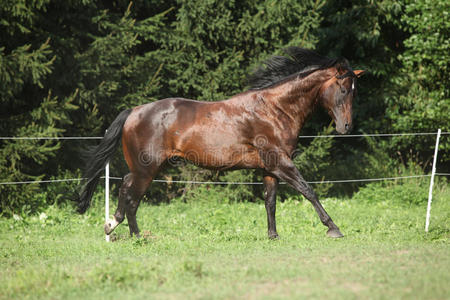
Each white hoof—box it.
[104,217,119,235]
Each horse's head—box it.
[319,63,365,134]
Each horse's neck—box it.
[263,70,329,132]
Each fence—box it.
[1,130,448,240]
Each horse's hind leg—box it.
[104,173,133,235]
[104,172,152,237]
[125,174,153,237]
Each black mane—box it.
[248,47,343,90]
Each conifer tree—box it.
[0,1,76,215]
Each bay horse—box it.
[76,47,365,239]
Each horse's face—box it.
[320,68,365,134]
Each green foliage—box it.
[180,170,258,205]
[76,3,170,126]
[0,0,77,215]
[218,170,259,202]
[0,79,77,216]
[0,40,53,100]
[353,158,448,206]
[159,0,325,100]
[354,179,427,206]
[385,0,449,162]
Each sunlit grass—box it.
[0,183,448,299]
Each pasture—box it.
[1,183,449,300]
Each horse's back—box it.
[127,97,223,135]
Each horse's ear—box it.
[354,70,366,78]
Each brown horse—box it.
[76,47,365,239]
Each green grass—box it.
[1,184,449,299]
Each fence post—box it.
[425,128,441,232]
[105,130,110,242]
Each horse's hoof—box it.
[268,233,280,240]
[104,222,113,235]
[327,228,344,238]
[104,218,119,235]
[130,231,141,239]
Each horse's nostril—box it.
[345,123,350,130]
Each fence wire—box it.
[0,137,103,140]
[0,131,449,140]
[2,174,449,186]
[0,131,448,186]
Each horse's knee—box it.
[113,211,125,223]
[129,199,139,210]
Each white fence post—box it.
[105,130,110,242]
[425,129,441,232]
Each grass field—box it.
[1,183,449,299]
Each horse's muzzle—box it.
[336,122,353,134]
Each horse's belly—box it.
[180,145,263,170]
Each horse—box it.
[76,47,365,239]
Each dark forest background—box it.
[1,0,448,215]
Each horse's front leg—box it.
[268,154,343,238]
[263,174,279,239]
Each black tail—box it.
[77,109,132,214]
